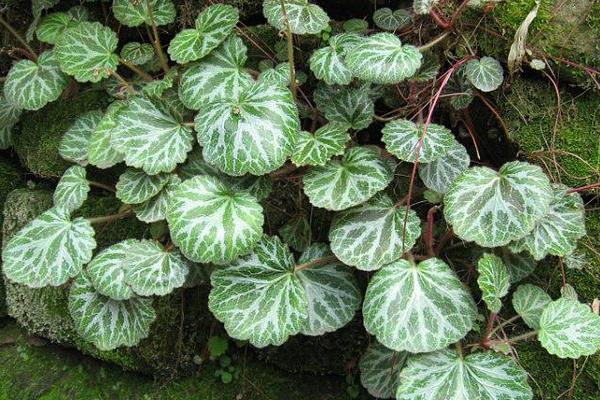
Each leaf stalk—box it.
[0,15,38,62]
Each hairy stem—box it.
[88,180,116,193]
[294,255,338,272]
[490,330,537,346]
[278,0,297,100]
[118,58,154,81]
[145,0,170,73]
[425,206,439,256]
[0,15,38,62]
[480,312,497,348]
[87,209,133,225]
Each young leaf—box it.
[53,165,90,213]
[86,240,137,301]
[303,146,394,211]
[329,193,421,271]
[59,110,103,165]
[538,298,600,359]
[36,12,79,44]
[55,21,119,83]
[112,0,176,27]
[359,342,406,399]
[69,272,156,351]
[167,4,239,64]
[444,161,552,247]
[363,258,477,353]
[314,85,374,130]
[291,124,350,166]
[382,119,456,163]
[279,215,311,252]
[194,80,300,176]
[373,8,411,31]
[477,253,510,313]
[345,33,422,84]
[2,207,96,287]
[3,50,69,111]
[343,18,369,33]
[120,42,155,65]
[142,66,178,97]
[418,141,470,193]
[511,284,552,330]
[263,0,330,35]
[166,175,264,264]
[88,101,126,169]
[116,168,170,205]
[257,62,291,86]
[396,349,533,399]
[134,174,181,223]
[464,56,504,92]
[413,0,439,14]
[0,95,21,149]
[308,33,361,85]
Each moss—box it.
[491,0,553,32]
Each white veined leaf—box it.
[278,215,311,252]
[444,161,552,247]
[413,0,439,14]
[329,193,421,271]
[112,94,194,175]
[564,250,586,270]
[67,5,89,21]
[343,18,368,33]
[112,0,176,27]
[3,50,69,111]
[303,146,395,211]
[53,165,90,213]
[345,33,422,84]
[363,258,477,353]
[418,141,470,193]
[120,42,155,65]
[477,253,510,313]
[512,284,551,330]
[194,79,300,176]
[308,33,362,85]
[68,272,156,351]
[561,283,578,301]
[295,243,360,336]
[178,35,253,110]
[412,53,441,82]
[88,101,126,169]
[166,175,264,264]
[539,298,600,359]
[314,85,374,130]
[359,342,407,399]
[134,174,181,223]
[464,56,504,92]
[59,110,103,165]
[291,124,350,166]
[498,248,536,283]
[124,239,190,296]
[373,8,411,31]
[2,207,96,287]
[510,184,586,260]
[116,168,170,205]
[36,12,79,44]
[55,21,119,83]
[167,4,239,64]
[86,240,137,301]
[208,235,308,347]
[396,349,533,399]
[0,94,22,149]
[257,62,291,86]
[382,119,456,163]
[263,0,330,35]
[142,66,178,97]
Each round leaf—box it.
[359,342,406,399]
[418,141,470,193]
[133,174,181,223]
[116,168,170,205]
[36,12,79,44]
[120,42,155,65]
[382,119,456,163]
[263,0,330,35]
[112,0,176,27]
[86,240,137,301]
[308,33,361,85]
[512,284,551,330]
[53,165,90,213]
[477,253,510,313]
[59,110,103,165]
[87,101,126,169]
[372,8,411,31]
[464,56,504,92]
[314,85,374,130]
[291,124,350,166]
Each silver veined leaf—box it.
[303,146,394,211]
[177,150,221,179]
[291,124,350,166]
[88,101,127,169]
[359,342,407,399]
[564,250,586,270]
[194,79,300,176]
[308,33,362,85]
[418,141,470,193]
[3,50,69,111]
[539,298,600,359]
[512,284,551,330]
[133,174,181,223]
[258,62,291,86]
[142,66,178,97]
[167,4,239,64]
[477,253,510,313]
[55,21,119,83]
[166,175,264,264]
[116,168,170,205]
[561,283,578,301]
[263,0,330,35]
[67,5,89,21]
[329,193,421,271]
[345,33,422,84]
[68,272,156,351]
[314,85,374,130]
[59,110,103,165]
[120,42,155,65]
[363,258,477,353]
[2,207,96,287]
[178,35,253,110]
[0,95,21,149]
[382,119,456,163]
[464,56,504,92]
[112,0,176,27]
[86,240,137,301]
[444,161,552,247]
[373,8,411,31]
[278,215,311,252]
[53,165,90,213]
[413,0,439,14]
[36,12,79,44]
[412,52,441,82]
[396,349,533,399]
[343,18,368,33]
[498,248,536,283]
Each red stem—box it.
[425,206,439,257]
[430,8,451,29]
[480,312,497,349]
[567,182,600,193]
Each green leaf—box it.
[561,283,578,301]
[142,67,178,97]
[36,12,79,44]
[363,258,477,353]
[3,50,69,111]
[86,240,137,300]
[314,85,374,130]
[329,193,421,271]
[396,349,533,399]
[68,272,156,351]
[343,19,369,33]
[257,62,291,86]
[208,235,308,347]
[512,284,552,330]
[412,53,441,82]
[373,8,411,31]
[167,4,239,64]
[53,165,90,213]
[178,35,253,110]
[359,342,406,399]
[382,119,456,163]
[278,215,311,252]
[116,168,170,204]
[120,42,155,65]
[88,101,126,169]
[263,0,330,35]
[291,124,350,166]
[303,146,394,211]
[418,141,470,193]
[564,250,587,270]
[499,248,536,283]
[444,161,552,247]
[477,253,510,313]
[194,79,300,176]
[539,298,600,359]
[56,21,119,83]
[0,95,23,149]
[413,0,438,14]
[133,175,181,223]
[67,5,89,21]
[308,33,361,85]
[464,56,504,92]
[345,33,422,84]
[59,110,103,165]
[2,207,96,287]
[166,175,264,264]
[112,0,176,27]
[208,336,229,358]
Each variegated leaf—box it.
[464,56,504,92]
[142,67,178,97]
[133,175,181,223]
[477,253,510,313]
[258,62,291,86]
[36,12,79,44]
[116,168,170,204]
[0,95,22,149]
[512,284,551,330]
[263,0,330,35]
[291,124,350,166]
[564,250,586,270]
[498,248,536,283]
[308,33,362,85]
[59,110,103,165]
[382,119,456,163]
[413,0,438,14]
[373,8,411,31]
[120,42,155,65]
[86,239,137,300]
[343,18,368,33]
[88,101,126,169]
[278,215,311,252]
[112,0,176,27]
[418,141,470,193]
[359,342,406,399]
[67,5,89,21]
[314,85,374,130]
[53,165,90,213]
